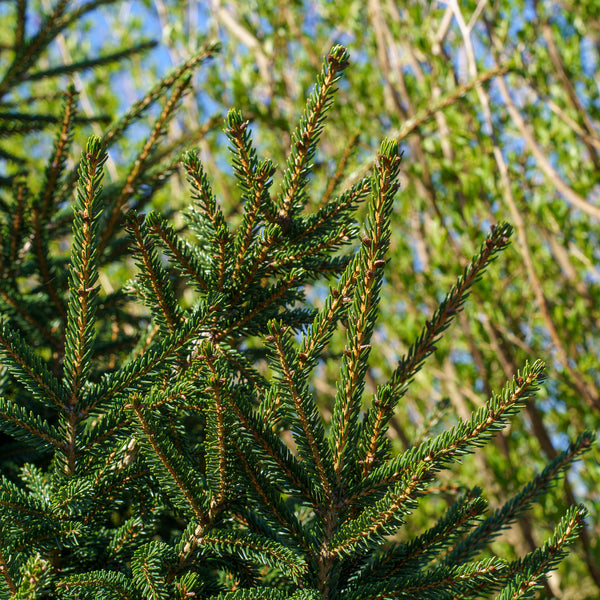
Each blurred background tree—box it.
[2,1,599,597]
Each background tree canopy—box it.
[1,1,599,598]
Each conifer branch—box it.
[0,286,59,350]
[0,0,69,99]
[185,530,308,585]
[497,505,586,600]
[26,41,157,81]
[0,396,62,449]
[63,137,106,408]
[213,342,268,394]
[127,213,183,334]
[53,42,220,208]
[207,591,313,599]
[0,546,16,594]
[217,377,317,503]
[277,45,350,222]
[267,231,351,274]
[224,111,278,279]
[225,108,260,200]
[106,515,145,560]
[203,345,231,515]
[131,541,174,600]
[31,203,66,319]
[0,320,65,408]
[183,151,230,291]
[329,463,426,559]
[0,37,589,598]
[31,85,78,319]
[319,133,361,209]
[215,271,304,342]
[86,435,139,488]
[99,75,192,256]
[87,299,217,410]
[232,158,276,287]
[354,361,545,504]
[132,397,208,523]
[259,250,360,424]
[359,222,513,475]
[267,321,333,499]
[99,42,220,153]
[58,135,106,469]
[442,431,594,567]
[351,559,506,599]
[2,179,28,280]
[357,494,488,583]
[295,261,361,372]
[14,0,26,49]
[0,471,54,526]
[183,150,227,229]
[285,186,383,388]
[331,140,401,481]
[0,111,109,130]
[290,177,370,246]
[232,445,313,553]
[228,225,281,298]
[57,571,138,599]
[145,211,209,292]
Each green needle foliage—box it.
[0,42,593,600]
[0,0,220,416]
[0,0,149,186]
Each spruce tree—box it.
[136,6,600,595]
[0,32,592,600]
